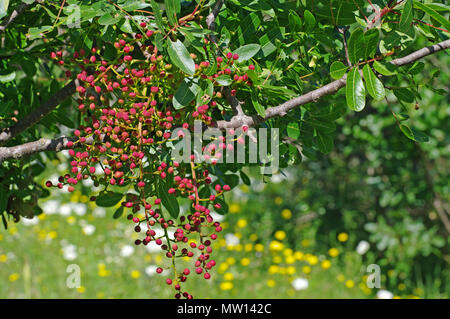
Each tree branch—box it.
[0,3,29,33]
[0,134,102,164]
[216,39,450,129]
[0,79,79,144]
[0,39,449,161]
[205,0,224,32]
[0,136,74,163]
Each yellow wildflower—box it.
[306,255,318,265]
[281,208,292,219]
[224,272,234,281]
[220,282,233,290]
[286,266,296,275]
[229,203,241,214]
[345,280,355,288]
[337,232,349,242]
[267,279,276,287]
[272,256,282,264]
[240,258,250,266]
[294,251,304,261]
[236,219,247,228]
[218,262,229,273]
[274,230,286,240]
[321,260,331,270]
[48,231,58,239]
[268,265,279,274]
[67,216,76,225]
[328,248,339,257]
[269,240,284,252]
[131,270,141,279]
[255,243,264,252]
[9,273,20,282]
[285,255,296,264]
[77,286,86,293]
[302,266,311,274]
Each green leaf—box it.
[252,93,265,117]
[0,71,15,83]
[159,181,180,219]
[120,19,133,33]
[303,10,316,32]
[151,0,165,33]
[240,171,251,186]
[288,10,302,32]
[165,0,178,26]
[28,26,53,40]
[167,39,195,75]
[113,206,124,219]
[399,0,414,32]
[214,197,229,215]
[223,174,240,189]
[96,192,123,207]
[173,78,199,110]
[315,0,359,25]
[119,1,151,11]
[315,130,333,154]
[287,122,300,139]
[196,79,214,105]
[363,29,379,59]
[98,12,120,26]
[408,62,424,75]
[0,0,9,20]
[393,88,414,103]
[215,75,232,86]
[362,64,385,101]
[330,61,347,80]
[373,61,396,76]
[414,1,450,31]
[234,44,261,63]
[309,118,336,133]
[346,68,366,112]
[348,28,365,64]
[400,125,429,142]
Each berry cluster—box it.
[46,22,256,298]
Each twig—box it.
[0,3,29,33]
[0,79,80,144]
[205,0,224,43]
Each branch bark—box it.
[0,136,75,163]
[0,134,102,164]
[0,79,79,144]
[205,0,224,32]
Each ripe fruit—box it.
[48,21,258,299]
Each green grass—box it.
[0,199,397,299]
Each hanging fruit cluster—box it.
[46,20,257,298]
